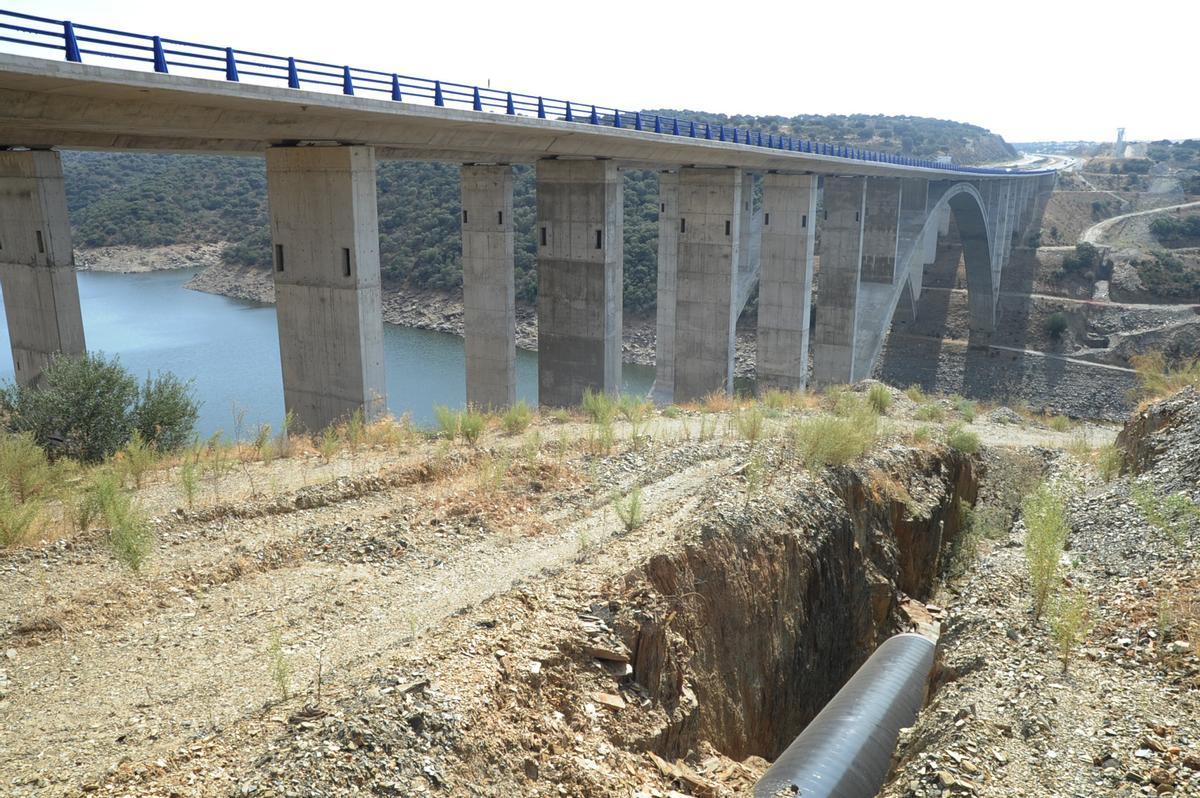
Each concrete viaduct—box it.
[0,13,1056,430]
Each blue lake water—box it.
[0,269,654,439]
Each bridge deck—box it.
[0,53,1029,177]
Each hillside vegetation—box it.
[63,111,1014,313]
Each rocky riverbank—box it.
[185,261,761,375]
[75,243,225,273]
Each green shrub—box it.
[0,353,197,463]
[788,412,879,469]
[1097,444,1122,482]
[0,432,54,501]
[1131,484,1200,547]
[946,424,981,454]
[134,372,199,452]
[904,385,927,403]
[613,485,644,532]
[459,409,486,445]
[915,403,945,422]
[1048,588,1091,673]
[119,429,158,489]
[1047,415,1073,432]
[433,405,460,439]
[1130,353,1200,401]
[501,401,534,435]
[1022,483,1069,619]
[0,485,41,547]
[867,384,892,415]
[1045,312,1069,339]
[952,395,977,422]
[734,406,765,445]
[582,389,618,424]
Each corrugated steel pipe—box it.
[753,632,936,798]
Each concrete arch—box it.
[926,182,995,334]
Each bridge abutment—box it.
[671,166,742,402]
[535,158,623,407]
[0,149,86,387]
[461,164,516,409]
[266,145,386,432]
[756,173,817,392]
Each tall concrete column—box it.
[0,150,85,386]
[860,179,901,284]
[938,202,952,236]
[652,171,679,404]
[812,176,866,386]
[461,164,515,409]
[266,145,386,431]
[535,158,623,407]
[673,167,741,401]
[756,173,817,392]
[896,178,928,272]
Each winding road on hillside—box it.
[1080,199,1200,246]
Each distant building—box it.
[935,155,953,166]
[1124,142,1148,159]
[1112,127,1126,158]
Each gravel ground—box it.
[882,389,1200,798]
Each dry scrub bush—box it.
[946,424,981,454]
[915,403,945,422]
[734,406,766,445]
[1022,483,1070,620]
[867,384,892,415]
[1131,484,1200,548]
[501,401,534,435]
[1049,588,1091,673]
[787,410,879,469]
[1131,352,1200,402]
[582,389,618,424]
[613,485,644,532]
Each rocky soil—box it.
[0,385,1118,797]
[881,388,1200,798]
[75,243,226,273]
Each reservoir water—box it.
[0,269,655,439]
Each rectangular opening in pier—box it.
[275,244,284,272]
[342,248,351,277]
[35,230,44,254]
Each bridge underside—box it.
[0,53,1057,425]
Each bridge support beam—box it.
[672,166,742,402]
[896,179,928,272]
[812,176,866,386]
[461,164,515,409]
[0,150,86,387]
[266,145,386,431]
[535,158,622,407]
[651,171,678,404]
[756,173,816,392]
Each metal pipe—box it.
[753,633,936,798]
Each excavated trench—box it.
[609,447,978,766]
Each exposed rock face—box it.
[1116,386,1200,493]
[615,449,978,762]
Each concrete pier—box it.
[756,173,817,391]
[812,176,866,386]
[0,149,85,386]
[672,166,742,402]
[535,158,623,407]
[461,164,515,409]
[652,171,679,404]
[266,145,386,431]
[860,179,902,284]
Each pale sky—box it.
[4,0,1195,144]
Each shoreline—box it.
[181,259,762,374]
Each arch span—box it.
[926,182,996,334]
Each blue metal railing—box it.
[0,9,1052,177]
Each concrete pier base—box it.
[673,166,741,402]
[651,171,679,404]
[535,159,623,407]
[756,173,817,392]
[812,176,866,386]
[266,145,386,431]
[0,150,85,386]
[461,164,515,409]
